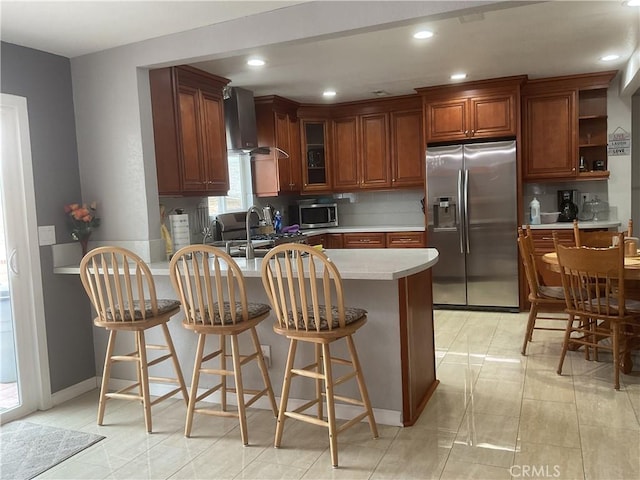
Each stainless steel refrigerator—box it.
[426,140,519,309]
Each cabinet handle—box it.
[572,167,576,172]
[464,130,469,135]
[471,129,475,136]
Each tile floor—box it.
[7,309,640,479]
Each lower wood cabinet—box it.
[343,232,386,248]
[310,231,425,249]
[386,231,426,248]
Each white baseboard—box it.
[50,377,98,406]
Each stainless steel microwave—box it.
[294,203,338,229]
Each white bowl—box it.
[540,212,560,224]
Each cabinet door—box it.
[201,90,229,194]
[360,113,391,188]
[470,93,516,139]
[523,91,577,179]
[387,231,425,248]
[301,120,331,192]
[274,112,293,191]
[178,85,208,193]
[425,98,468,143]
[306,234,325,246]
[325,233,344,249]
[390,109,424,187]
[287,116,302,190]
[343,232,386,248]
[332,116,360,190]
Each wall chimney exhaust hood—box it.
[223,86,289,158]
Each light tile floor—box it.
[6,310,640,479]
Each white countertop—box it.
[55,248,439,281]
[525,221,620,230]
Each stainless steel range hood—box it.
[224,86,258,153]
[223,86,289,158]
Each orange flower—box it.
[64,201,100,242]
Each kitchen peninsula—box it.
[55,248,439,427]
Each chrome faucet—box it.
[245,205,263,259]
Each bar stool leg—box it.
[98,330,117,426]
[185,333,206,437]
[249,327,278,416]
[315,343,323,420]
[161,323,189,404]
[231,335,249,445]
[322,343,338,468]
[275,339,297,448]
[137,330,152,433]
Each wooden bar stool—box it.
[169,245,277,445]
[261,243,378,468]
[79,246,188,433]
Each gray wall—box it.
[1,42,96,393]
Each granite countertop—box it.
[525,220,620,230]
[54,248,439,281]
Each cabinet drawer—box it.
[386,231,425,248]
[529,229,575,252]
[343,232,386,248]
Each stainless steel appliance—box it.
[215,211,307,257]
[426,141,519,309]
[290,202,338,229]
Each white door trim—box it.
[0,93,52,423]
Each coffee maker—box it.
[557,189,579,222]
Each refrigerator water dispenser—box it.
[433,197,457,229]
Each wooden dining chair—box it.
[261,243,378,468]
[573,218,632,248]
[79,246,188,432]
[554,233,640,389]
[518,227,567,355]
[169,245,277,444]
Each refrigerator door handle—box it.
[457,169,464,254]
[464,169,470,254]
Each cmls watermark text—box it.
[510,465,561,478]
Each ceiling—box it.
[1,1,639,103]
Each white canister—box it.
[529,197,541,225]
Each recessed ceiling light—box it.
[247,58,265,67]
[600,54,620,62]
[413,30,434,39]
[451,73,467,80]
[323,90,336,97]
[624,0,640,6]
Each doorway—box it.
[0,93,51,423]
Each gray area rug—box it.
[0,420,105,479]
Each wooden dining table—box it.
[542,249,640,373]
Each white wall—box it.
[70,1,480,262]
[607,75,633,225]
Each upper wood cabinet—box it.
[416,76,524,144]
[253,96,302,196]
[300,117,332,193]
[522,90,577,179]
[331,113,392,190]
[522,71,616,181]
[149,66,230,196]
[390,109,424,187]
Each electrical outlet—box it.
[260,345,271,368]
